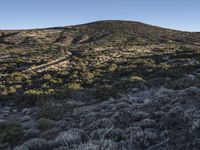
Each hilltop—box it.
[1,20,200,149]
[1,20,200,49]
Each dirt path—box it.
[23,57,69,73]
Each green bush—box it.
[36,118,55,131]
[24,89,44,95]
[8,86,17,94]
[0,120,23,146]
[66,82,81,91]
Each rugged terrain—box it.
[1,20,200,149]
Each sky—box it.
[0,0,199,31]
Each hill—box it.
[1,20,200,149]
[1,20,200,48]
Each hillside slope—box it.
[1,20,200,49]
[1,20,200,104]
[1,21,200,149]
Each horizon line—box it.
[0,19,199,33]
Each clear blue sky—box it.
[0,0,199,31]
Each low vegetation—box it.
[1,20,200,149]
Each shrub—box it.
[66,83,81,91]
[87,118,114,131]
[95,85,117,100]
[24,89,44,95]
[166,77,197,90]
[129,75,144,82]
[42,74,52,81]
[76,140,118,150]
[47,88,55,94]
[52,146,69,150]
[191,119,200,133]
[1,90,8,96]
[0,120,24,146]
[9,72,29,84]
[37,103,73,120]
[15,84,22,90]
[90,128,125,142]
[0,84,6,90]
[21,90,46,105]
[83,72,94,82]
[55,129,88,147]
[109,63,118,72]
[21,138,49,150]
[8,86,17,94]
[36,118,55,131]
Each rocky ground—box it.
[1,86,200,150]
